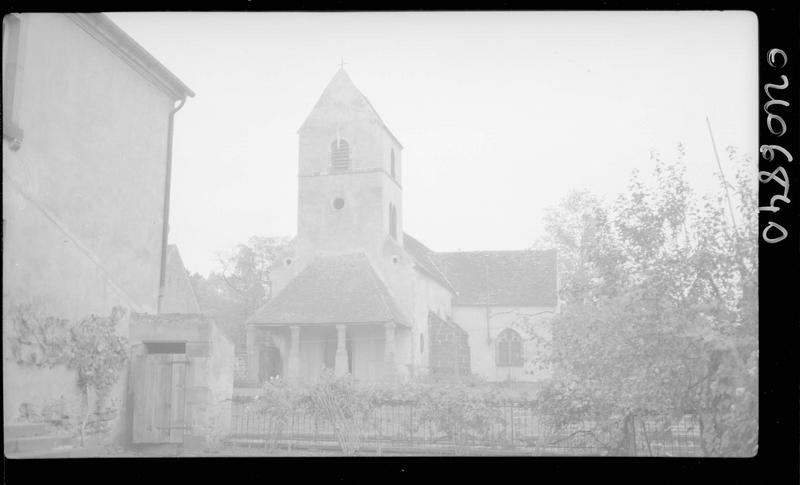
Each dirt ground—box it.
[95,443,346,457]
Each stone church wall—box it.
[453,305,555,382]
[427,313,470,377]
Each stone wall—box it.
[428,312,471,377]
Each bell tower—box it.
[294,68,404,260]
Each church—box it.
[245,68,558,384]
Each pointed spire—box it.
[297,67,403,148]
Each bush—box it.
[414,383,505,444]
[69,308,128,444]
[300,371,376,455]
[247,372,541,453]
[248,378,301,448]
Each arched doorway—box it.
[259,345,283,382]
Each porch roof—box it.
[246,253,410,327]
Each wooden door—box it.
[132,353,187,444]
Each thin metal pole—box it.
[705,115,739,236]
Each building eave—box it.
[67,13,195,101]
[412,262,457,295]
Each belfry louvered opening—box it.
[331,139,351,171]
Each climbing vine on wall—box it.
[70,307,129,442]
[69,307,129,399]
[6,304,73,368]
[6,305,129,384]
[5,304,129,437]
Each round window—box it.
[333,197,345,210]
[285,258,292,266]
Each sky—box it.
[106,11,758,276]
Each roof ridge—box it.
[403,232,434,253]
[403,235,457,293]
[419,252,458,293]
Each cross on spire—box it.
[339,57,347,70]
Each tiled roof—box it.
[246,253,410,327]
[402,233,456,293]
[428,249,557,307]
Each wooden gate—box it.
[132,353,187,443]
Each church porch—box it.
[246,322,404,384]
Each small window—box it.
[496,329,523,367]
[331,139,350,171]
[392,256,399,265]
[285,258,293,266]
[333,197,345,210]
[389,204,397,239]
[390,149,396,179]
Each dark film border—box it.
[1,3,798,484]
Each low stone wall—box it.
[428,312,471,376]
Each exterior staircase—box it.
[4,423,104,458]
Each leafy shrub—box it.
[70,308,128,399]
[300,370,377,455]
[69,307,129,443]
[415,383,506,444]
[248,377,301,448]
[246,372,541,453]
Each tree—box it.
[190,236,289,349]
[532,147,757,456]
[532,189,627,304]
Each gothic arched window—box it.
[389,204,397,239]
[496,328,523,367]
[390,149,396,179]
[331,139,350,171]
